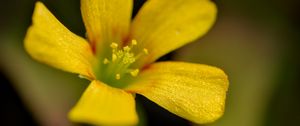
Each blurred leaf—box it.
[0,36,88,126]
[174,15,281,126]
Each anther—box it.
[123,46,131,52]
[130,69,139,77]
[105,40,146,81]
[112,54,117,62]
[110,42,118,49]
[131,39,137,45]
[143,48,149,55]
[103,58,110,64]
[115,74,121,80]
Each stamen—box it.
[115,74,121,80]
[103,58,110,64]
[103,40,146,82]
[131,39,137,45]
[130,69,139,77]
[112,54,117,62]
[123,46,131,52]
[122,53,135,64]
[143,48,149,55]
[110,42,118,49]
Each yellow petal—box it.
[81,0,132,56]
[69,80,138,125]
[24,2,95,78]
[130,0,217,67]
[126,62,228,124]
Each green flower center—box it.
[96,40,148,88]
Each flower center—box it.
[98,40,148,88]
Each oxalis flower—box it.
[24,0,229,125]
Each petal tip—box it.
[128,62,229,124]
[34,1,46,15]
[68,81,138,125]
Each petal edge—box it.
[130,0,217,67]
[24,2,95,78]
[81,0,133,56]
[126,62,228,124]
[69,80,138,125]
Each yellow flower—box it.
[24,0,229,125]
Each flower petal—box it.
[130,0,217,67]
[126,62,228,124]
[69,80,138,125]
[81,0,132,56]
[24,2,95,78]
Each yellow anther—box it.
[122,52,135,64]
[123,46,131,52]
[105,41,147,81]
[103,58,110,64]
[115,74,121,80]
[110,42,118,49]
[131,39,137,45]
[130,69,139,77]
[143,48,149,55]
[112,54,117,62]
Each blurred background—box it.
[0,0,299,126]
